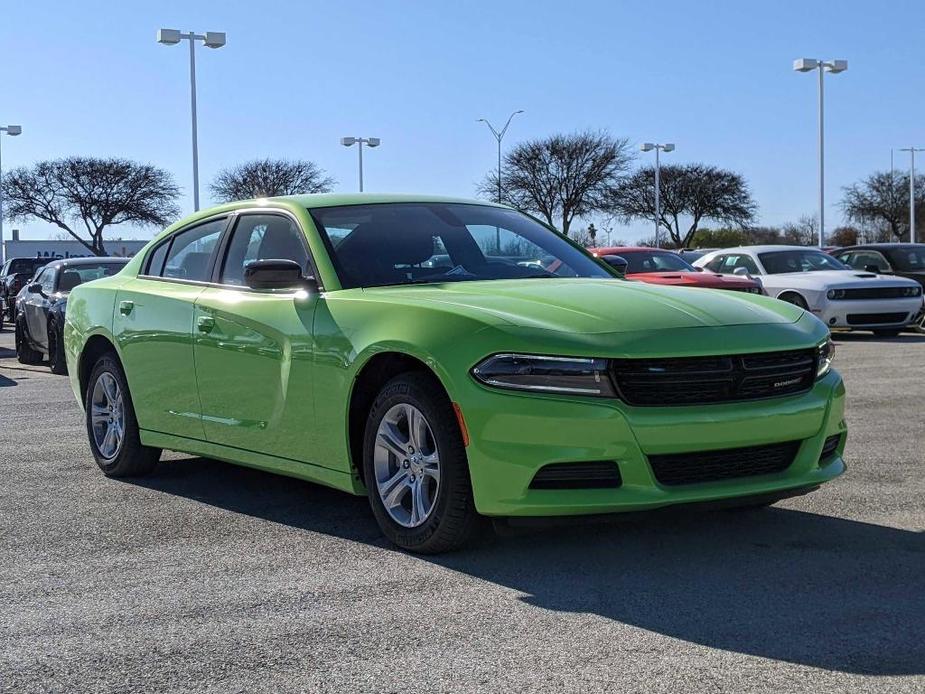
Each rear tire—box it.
[85,353,160,477]
[15,316,43,364]
[363,372,483,553]
[47,319,68,375]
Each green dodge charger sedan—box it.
[64,194,847,552]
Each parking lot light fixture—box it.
[0,124,23,265]
[341,137,381,192]
[793,57,848,248]
[157,28,227,212]
[640,142,675,248]
[478,110,524,204]
[899,147,924,243]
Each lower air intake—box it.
[648,441,801,486]
[530,461,623,490]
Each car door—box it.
[24,267,56,348]
[114,216,229,440]
[192,211,320,461]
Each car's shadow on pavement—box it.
[832,332,925,343]
[131,456,924,677]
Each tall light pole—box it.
[340,137,381,192]
[793,58,848,248]
[158,28,226,212]
[478,110,524,203]
[640,142,674,248]
[899,147,924,243]
[0,124,23,265]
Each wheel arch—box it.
[776,290,808,307]
[78,334,121,402]
[346,351,452,485]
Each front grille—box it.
[648,441,800,486]
[846,312,908,325]
[819,434,842,464]
[529,461,623,489]
[609,349,816,407]
[837,287,915,300]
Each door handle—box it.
[197,315,215,333]
[119,300,134,316]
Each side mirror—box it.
[600,254,628,276]
[694,266,704,272]
[733,267,751,276]
[27,282,43,294]
[244,259,317,292]
[863,264,880,274]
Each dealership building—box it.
[2,238,148,261]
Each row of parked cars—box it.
[591,243,925,336]
[3,242,924,379]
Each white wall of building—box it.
[2,239,148,260]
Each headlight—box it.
[902,286,922,297]
[471,354,616,397]
[816,338,835,379]
[826,288,846,300]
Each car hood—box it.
[759,270,921,289]
[360,278,801,334]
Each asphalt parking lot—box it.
[1,326,923,694]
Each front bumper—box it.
[811,297,923,329]
[460,370,847,517]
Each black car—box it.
[832,244,925,330]
[15,257,129,374]
[0,257,50,326]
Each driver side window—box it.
[220,214,312,286]
[704,255,726,272]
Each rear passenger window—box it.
[158,218,227,282]
[145,241,170,276]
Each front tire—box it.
[778,292,808,310]
[47,319,67,374]
[15,317,43,364]
[363,372,483,553]
[85,353,160,477]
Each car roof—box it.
[260,193,507,210]
[837,243,925,250]
[705,245,828,254]
[591,246,672,254]
[41,257,131,269]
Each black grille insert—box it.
[846,312,908,325]
[648,441,800,486]
[837,287,916,300]
[530,462,623,490]
[609,349,816,407]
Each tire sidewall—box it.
[48,320,66,374]
[85,354,141,475]
[363,374,470,551]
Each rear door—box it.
[114,216,228,440]
[192,211,320,460]
[24,267,56,348]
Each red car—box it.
[590,246,763,294]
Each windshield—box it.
[886,247,925,272]
[5,258,47,275]
[619,251,695,273]
[309,203,612,289]
[758,250,849,274]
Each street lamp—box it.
[899,147,924,243]
[340,137,381,192]
[640,142,675,248]
[478,110,524,203]
[158,28,226,212]
[793,57,848,248]
[0,124,23,265]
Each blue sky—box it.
[2,0,923,243]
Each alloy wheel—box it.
[373,403,441,528]
[90,372,125,460]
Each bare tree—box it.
[477,131,633,235]
[828,225,860,247]
[1,157,180,255]
[780,215,819,246]
[610,164,757,248]
[210,158,335,202]
[841,171,925,241]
